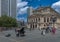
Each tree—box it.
[0,15,18,27]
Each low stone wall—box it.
[0,27,17,32]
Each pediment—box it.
[33,7,60,17]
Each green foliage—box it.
[0,15,18,27]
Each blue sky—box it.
[17,0,60,22]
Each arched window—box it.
[35,24,37,28]
[38,18,40,21]
[30,24,32,28]
[33,25,34,28]
[36,18,37,22]
[44,17,46,22]
[47,18,49,22]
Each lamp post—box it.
[51,15,57,27]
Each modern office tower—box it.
[0,0,1,17]
[0,0,17,18]
[27,7,33,16]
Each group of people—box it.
[15,27,25,37]
[15,25,56,37]
[41,26,56,35]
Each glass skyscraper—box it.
[0,0,17,18]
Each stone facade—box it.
[27,7,60,29]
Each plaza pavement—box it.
[0,29,60,42]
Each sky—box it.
[17,0,60,22]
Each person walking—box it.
[20,27,25,36]
[41,28,46,36]
[52,26,56,34]
[16,28,20,37]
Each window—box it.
[31,19,33,22]
[47,18,49,22]
[38,18,40,21]
[34,18,35,22]
[36,18,37,22]
[33,25,34,28]
[44,17,46,22]
[30,24,32,28]
[43,10,47,12]
[35,24,37,28]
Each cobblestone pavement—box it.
[0,29,60,42]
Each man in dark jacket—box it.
[20,27,25,36]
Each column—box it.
[37,18,38,23]
[49,17,50,22]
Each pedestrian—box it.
[43,28,46,35]
[29,28,32,31]
[52,26,56,34]
[38,27,41,30]
[20,27,25,36]
[16,28,20,37]
[41,28,46,36]
[15,28,17,33]
[45,26,49,33]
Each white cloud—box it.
[17,17,24,20]
[17,0,29,21]
[17,0,28,14]
[17,2,28,8]
[16,17,27,22]
[51,1,60,13]
[18,6,29,14]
